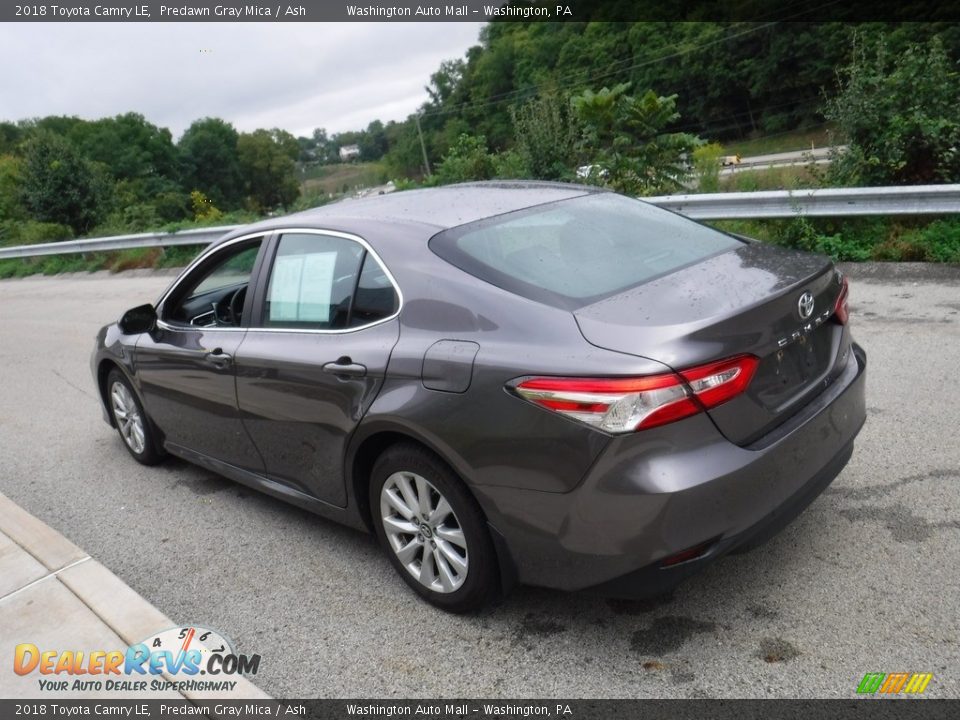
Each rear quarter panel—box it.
[357,246,676,494]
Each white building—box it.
[339,144,361,162]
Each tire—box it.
[106,369,165,466]
[370,443,500,612]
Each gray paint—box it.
[421,340,480,393]
[91,181,867,596]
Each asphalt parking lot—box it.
[0,264,958,698]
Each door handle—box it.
[205,348,233,369]
[322,359,367,378]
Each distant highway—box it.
[720,145,846,175]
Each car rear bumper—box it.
[588,436,854,598]
[477,342,867,595]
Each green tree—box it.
[18,132,109,233]
[571,83,701,195]
[299,127,339,164]
[0,154,25,221]
[383,119,426,178]
[433,134,497,184]
[178,118,243,208]
[71,113,177,186]
[825,35,960,185]
[237,129,300,211]
[432,134,530,184]
[270,128,300,162]
[510,91,579,180]
[427,59,467,107]
[359,119,388,161]
[0,122,23,156]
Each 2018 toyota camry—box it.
[91,182,867,612]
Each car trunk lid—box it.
[573,243,849,445]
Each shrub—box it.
[825,35,960,186]
[693,143,723,193]
[510,91,579,181]
[433,134,498,185]
[2,220,74,246]
[190,190,223,222]
[571,83,701,195]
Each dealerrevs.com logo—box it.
[14,626,260,693]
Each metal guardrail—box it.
[645,184,960,220]
[0,225,238,260]
[2,185,959,260]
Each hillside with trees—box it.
[373,20,959,178]
[2,18,959,273]
[0,114,301,248]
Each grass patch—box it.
[711,215,960,263]
[719,165,820,192]
[157,245,205,268]
[299,161,388,196]
[0,212,249,279]
[0,253,108,279]
[0,244,206,279]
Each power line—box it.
[671,100,828,134]
[419,21,780,120]
[417,0,846,122]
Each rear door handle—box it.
[322,360,367,378]
[205,348,233,369]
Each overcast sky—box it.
[0,23,484,139]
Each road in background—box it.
[720,146,843,175]
[0,265,957,698]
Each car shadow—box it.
[152,449,830,654]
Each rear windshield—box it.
[429,193,741,308]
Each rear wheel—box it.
[371,443,499,612]
[106,369,165,466]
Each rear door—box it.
[234,230,401,507]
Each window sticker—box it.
[268,251,337,323]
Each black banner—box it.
[3,0,960,23]
[1,700,958,719]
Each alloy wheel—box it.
[379,471,469,593]
[110,381,146,455]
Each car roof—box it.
[217,181,603,245]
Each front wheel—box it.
[371,444,500,612]
[106,369,165,466]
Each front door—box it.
[135,237,267,473]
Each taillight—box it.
[512,354,758,434]
[834,274,850,325]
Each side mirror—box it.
[119,304,157,335]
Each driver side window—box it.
[164,239,263,327]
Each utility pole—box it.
[415,112,432,178]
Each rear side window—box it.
[264,233,364,329]
[348,253,400,328]
[262,232,400,330]
[429,193,741,308]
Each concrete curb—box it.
[837,261,960,281]
[0,492,269,700]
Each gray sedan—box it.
[91,182,866,612]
